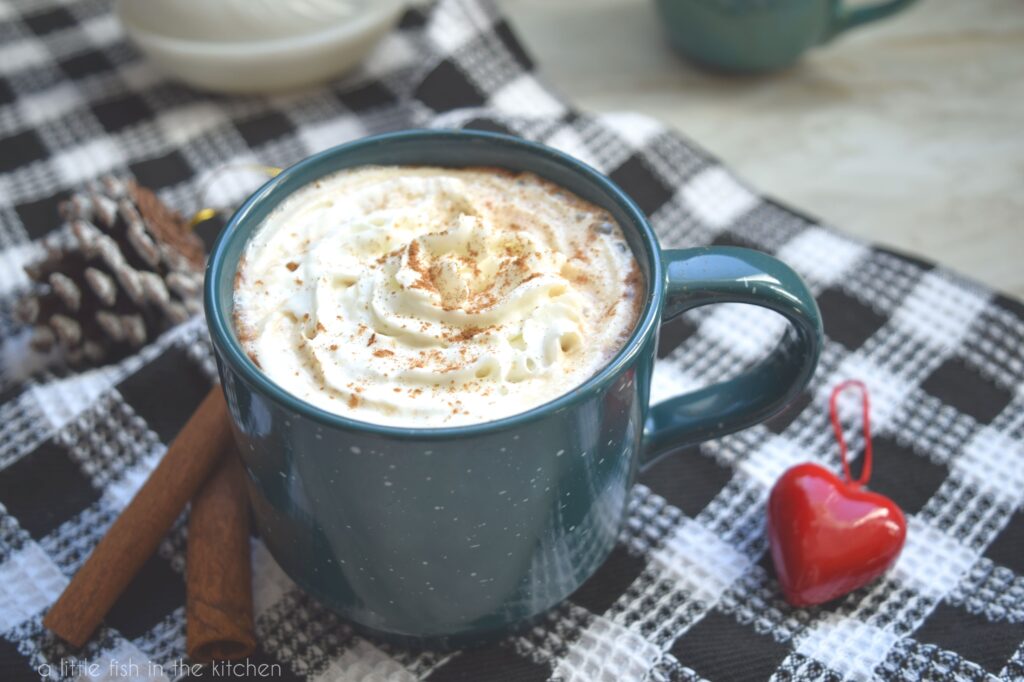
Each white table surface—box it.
[497,0,1024,298]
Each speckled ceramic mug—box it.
[204,129,823,643]
[655,0,918,72]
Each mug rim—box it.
[204,128,664,439]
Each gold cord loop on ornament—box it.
[188,163,282,230]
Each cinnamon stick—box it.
[186,447,255,662]
[44,386,233,647]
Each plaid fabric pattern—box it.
[0,1,1022,680]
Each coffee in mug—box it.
[206,129,823,640]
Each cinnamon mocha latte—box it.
[233,166,642,427]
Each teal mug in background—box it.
[205,130,823,643]
[655,0,918,72]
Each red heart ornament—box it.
[767,463,906,607]
[766,380,907,607]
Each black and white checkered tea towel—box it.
[0,0,1022,680]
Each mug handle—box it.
[641,247,823,467]
[825,0,917,40]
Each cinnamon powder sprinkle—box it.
[367,333,377,346]
[373,349,393,358]
[447,325,489,342]
[286,262,299,271]
[406,241,436,292]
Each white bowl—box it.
[115,0,404,94]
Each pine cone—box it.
[18,176,205,368]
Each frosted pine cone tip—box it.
[18,177,206,368]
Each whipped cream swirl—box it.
[234,166,641,427]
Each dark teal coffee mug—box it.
[204,129,823,643]
[655,0,917,72]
